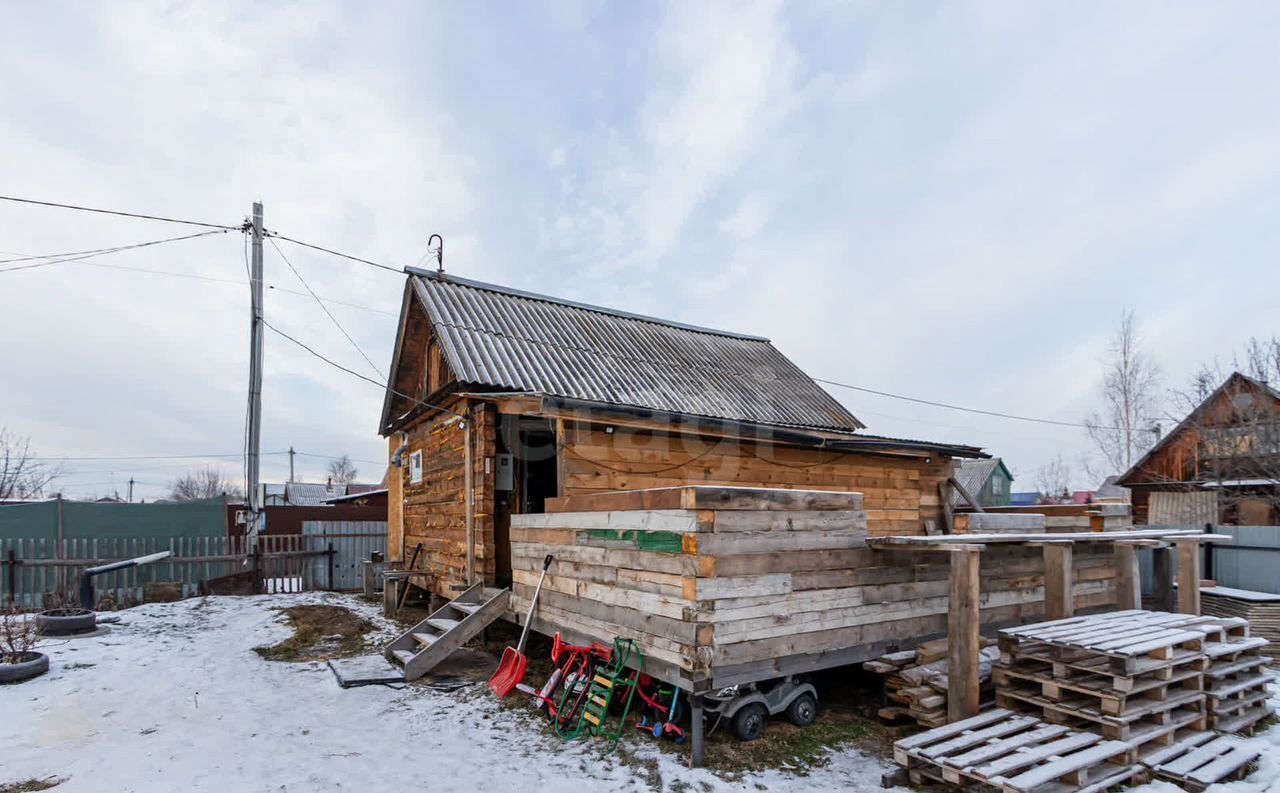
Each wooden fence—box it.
[2,522,386,610]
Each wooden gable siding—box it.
[399,401,497,594]
[1125,378,1280,485]
[560,422,950,535]
[385,296,457,433]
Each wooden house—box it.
[1118,372,1280,525]
[378,268,987,593]
[374,269,1231,766]
[951,457,1014,508]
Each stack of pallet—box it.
[1201,585,1280,662]
[993,611,1214,757]
[892,609,1270,793]
[866,640,1000,728]
[1202,632,1272,734]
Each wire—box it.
[0,195,240,230]
[292,451,386,465]
[266,232,400,274]
[261,318,465,419]
[814,377,1135,432]
[0,229,231,274]
[29,452,278,462]
[268,236,383,376]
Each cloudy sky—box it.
[2,1,1277,501]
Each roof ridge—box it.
[405,267,769,342]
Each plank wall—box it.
[560,422,952,535]
[399,400,497,595]
[510,487,1118,691]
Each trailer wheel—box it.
[787,692,818,727]
[730,702,768,741]
[37,608,96,636]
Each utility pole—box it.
[288,446,295,483]
[127,478,134,503]
[246,202,266,544]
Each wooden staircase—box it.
[385,582,510,681]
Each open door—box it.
[492,416,559,588]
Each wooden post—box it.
[1176,540,1201,615]
[1042,543,1074,620]
[1152,546,1175,612]
[1113,543,1142,610]
[689,693,705,768]
[948,547,982,722]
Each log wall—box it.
[511,486,1118,691]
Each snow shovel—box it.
[488,554,553,697]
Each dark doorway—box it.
[520,429,559,514]
[492,417,559,588]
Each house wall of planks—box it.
[397,400,497,591]
[508,486,1120,692]
[559,421,953,535]
[396,403,961,597]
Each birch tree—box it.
[0,428,60,500]
[1083,310,1162,477]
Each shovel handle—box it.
[543,554,553,570]
[517,554,554,654]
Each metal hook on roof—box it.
[427,233,444,274]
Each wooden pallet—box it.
[995,683,1206,741]
[1140,730,1263,791]
[894,708,1139,793]
[998,612,1233,675]
[993,660,1202,717]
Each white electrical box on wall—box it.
[495,453,514,491]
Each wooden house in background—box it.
[378,268,987,595]
[1119,372,1280,525]
[951,457,1014,508]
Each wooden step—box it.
[426,618,461,632]
[412,632,438,648]
[452,602,482,615]
[391,649,415,666]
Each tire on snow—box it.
[37,607,96,636]
[0,651,50,683]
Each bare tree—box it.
[1083,310,1162,478]
[327,454,358,485]
[169,467,240,501]
[0,428,60,500]
[2,607,41,660]
[1035,454,1072,501]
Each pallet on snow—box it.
[1201,634,1275,735]
[893,708,1140,793]
[1139,730,1264,792]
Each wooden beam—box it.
[1114,543,1142,610]
[689,694,705,768]
[867,529,1230,548]
[938,480,955,534]
[1152,546,1175,612]
[1042,543,1074,620]
[948,476,985,513]
[1175,540,1202,616]
[947,547,982,722]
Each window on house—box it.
[409,450,423,484]
[991,477,1002,496]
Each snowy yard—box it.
[4,593,1280,793]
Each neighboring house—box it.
[1118,372,1280,524]
[1095,475,1130,503]
[323,488,388,508]
[1009,491,1040,506]
[257,481,383,507]
[379,268,987,593]
[951,457,1015,508]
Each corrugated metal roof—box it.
[409,270,865,433]
[952,458,1000,506]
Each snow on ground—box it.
[2,593,901,793]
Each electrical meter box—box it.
[495,453,515,491]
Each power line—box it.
[0,229,231,274]
[814,377,1137,432]
[262,318,464,419]
[292,451,386,466]
[266,232,401,274]
[268,236,383,376]
[0,195,240,230]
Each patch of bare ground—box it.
[0,778,64,792]
[253,605,374,662]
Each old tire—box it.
[730,702,768,741]
[0,651,49,683]
[37,608,96,636]
[787,692,818,727]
